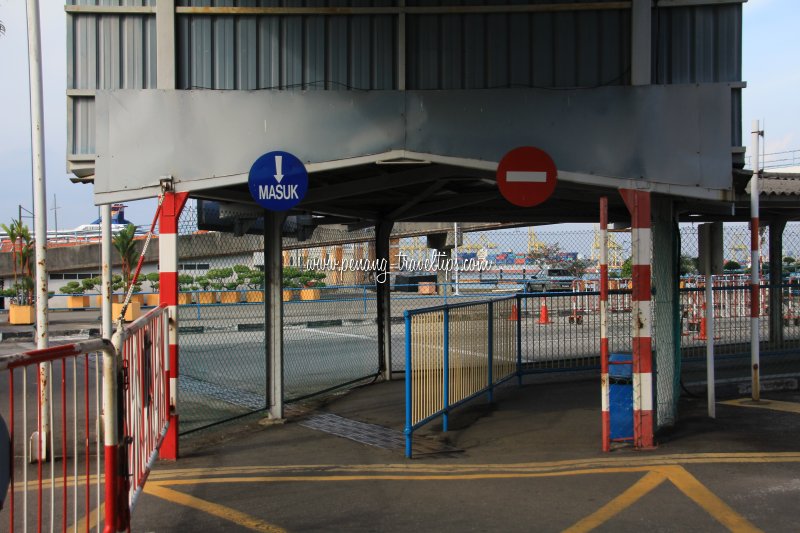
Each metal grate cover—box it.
[299,413,460,456]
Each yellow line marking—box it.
[145,452,800,480]
[562,471,666,533]
[74,502,103,532]
[721,398,800,414]
[144,483,287,533]
[153,466,658,485]
[663,466,764,533]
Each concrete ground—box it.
[125,376,800,532]
[3,309,800,532]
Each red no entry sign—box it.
[496,146,558,208]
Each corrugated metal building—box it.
[67,0,745,183]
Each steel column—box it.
[620,189,654,449]
[769,220,786,347]
[376,221,395,380]
[265,210,286,420]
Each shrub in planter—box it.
[195,276,216,304]
[59,281,89,308]
[144,272,160,306]
[178,274,194,304]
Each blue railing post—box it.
[443,307,450,433]
[488,301,494,403]
[404,310,413,458]
[363,285,367,318]
[516,294,523,386]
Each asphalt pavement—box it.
[2,309,800,531]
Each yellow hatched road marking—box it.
[148,465,762,533]
[144,483,287,533]
[721,398,800,414]
[562,470,667,533]
[663,466,763,533]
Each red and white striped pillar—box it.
[159,191,188,460]
[620,189,654,449]
[599,197,610,452]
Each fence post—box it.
[158,191,188,460]
[488,301,494,403]
[516,295,523,386]
[404,311,413,458]
[443,308,450,432]
[104,336,121,532]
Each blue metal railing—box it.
[403,295,519,458]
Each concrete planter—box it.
[300,288,321,301]
[178,293,193,305]
[91,295,121,307]
[145,294,160,307]
[198,292,216,304]
[112,301,141,322]
[282,290,295,302]
[66,295,90,309]
[418,282,437,295]
[9,304,35,325]
[246,291,264,303]
[220,291,240,304]
[131,294,145,305]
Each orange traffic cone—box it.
[509,304,519,321]
[538,299,551,325]
[694,315,720,340]
[695,316,708,341]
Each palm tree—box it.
[112,224,138,292]
[1,219,20,289]
[17,224,34,304]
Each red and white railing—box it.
[113,305,170,516]
[0,305,171,532]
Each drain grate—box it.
[299,413,461,456]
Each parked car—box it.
[524,268,574,292]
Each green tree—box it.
[112,224,138,291]
[621,257,632,278]
[679,255,699,276]
[724,260,741,271]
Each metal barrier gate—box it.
[0,305,170,532]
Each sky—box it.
[0,0,798,232]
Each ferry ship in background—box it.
[0,204,142,251]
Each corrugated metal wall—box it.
[68,1,744,159]
[176,8,396,90]
[68,0,157,156]
[406,9,630,89]
[652,4,743,146]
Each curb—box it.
[178,318,380,335]
[0,328,101,343]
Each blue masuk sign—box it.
[248,151,308,211]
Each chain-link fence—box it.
[173,201,800,433]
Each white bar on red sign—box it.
[506,171,547,183]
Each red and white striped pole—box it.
[751,120,762,402]
[620,189,654,449]
[159,191,188,460]
[599,197,610,452]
